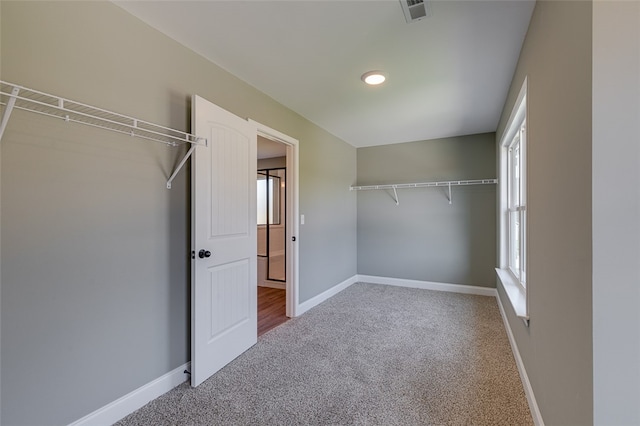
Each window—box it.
[257,173,281,226]
[497,77,528,323]
[507,120,526,286]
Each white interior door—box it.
[191,95,257,387]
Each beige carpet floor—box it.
[116,283,533,425]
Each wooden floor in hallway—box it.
[258,287,288,336]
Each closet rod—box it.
[350,178,497,205]
[350,179,498,191]
[0,81,206,148]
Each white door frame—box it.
[250,120,300,318]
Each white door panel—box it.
[192,95,257,387]
[205,259,250,343]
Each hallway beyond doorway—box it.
[258,287,288,336]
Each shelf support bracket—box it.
[446,182,452,205]
[0,86,19,143]
[392,187,399,205]
[167,143,197,189]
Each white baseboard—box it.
[68,278,538,426]
[69,362,190,426]
[357,275,497,297]
[496,295,544,426]
[295,274,358,316]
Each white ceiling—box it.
[115,0,535,148]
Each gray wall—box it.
[592,2,640,424]
[495,1,593,424]
[298,125,357,301]
[357,133,496,287]
[0,2,356,424]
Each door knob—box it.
[198,249,211,259]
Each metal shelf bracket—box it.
[392,187,399,205]
[0,86,19,141]
[167,143,199,189]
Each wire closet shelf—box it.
[350,179,498,205]
[350,179,497,191]
[0,81,206,148]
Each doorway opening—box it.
[256,131,297,335]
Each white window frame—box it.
[496,77,529,324]
[507,122,526,284]
[257,174,277,226]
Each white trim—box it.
[495,268,529,323]
[496,295,544,426]
[68,362,190,426]
[249,120,300,318]
[295,275,358,316]
[67,280,540,426]
[498,76,529,320]
[357,275,497,297]
[501,77,528,148]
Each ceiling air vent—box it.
[400,0,431,23]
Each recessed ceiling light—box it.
[361,71,387,86]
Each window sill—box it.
[495,268,529,326]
